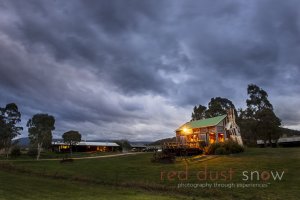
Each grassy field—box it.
[0,148,299,199]
[0,170,192,200]
[0,150,120,160]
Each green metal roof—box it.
[176,115,227,131]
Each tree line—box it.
[191,84,281,146]
[0,107,81,160]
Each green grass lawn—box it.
[0,148,299,199]
[0,171,190,200]
[0,150,120,160]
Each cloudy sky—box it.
[0,0,300,141]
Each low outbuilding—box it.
[52,141,119,152]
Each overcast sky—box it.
[0,0,299,141]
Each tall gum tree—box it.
[0,103,23,158]
[242,84,281,145]
[62,130,82,156]
[27,114,55,160]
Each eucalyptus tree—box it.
[0,103,23,158]
[62,130,81,156]
[27,114,55,160]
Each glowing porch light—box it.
[182,127,191,134]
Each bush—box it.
[214,147,227,155]
[204,143,221,155]
[27,148,38,157]
[199,141,207,149]
[222,140,244,154]
[11,146,21,157]
[205,139,244,155]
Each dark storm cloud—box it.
[0,0,300,140]
[4,0,176,94]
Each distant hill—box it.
[149,137,176,146]
[88,139,152,145]
[14,137,61,148]
[128,141,152,145]
[14,137,30,147]
[281,127,300,137]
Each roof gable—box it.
[176,115,227,131]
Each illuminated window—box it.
[218,133,224,142]
[209,133,216,144]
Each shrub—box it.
[205,139,244,155]
[199,141,207,149]
[11,146,21,157]
[27,148,38,157]
[214,147,227,155]
[222,140,244,154]
[204,143,221,155]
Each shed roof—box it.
[176,115,227,131]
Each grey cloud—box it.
[0,0,300,141]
